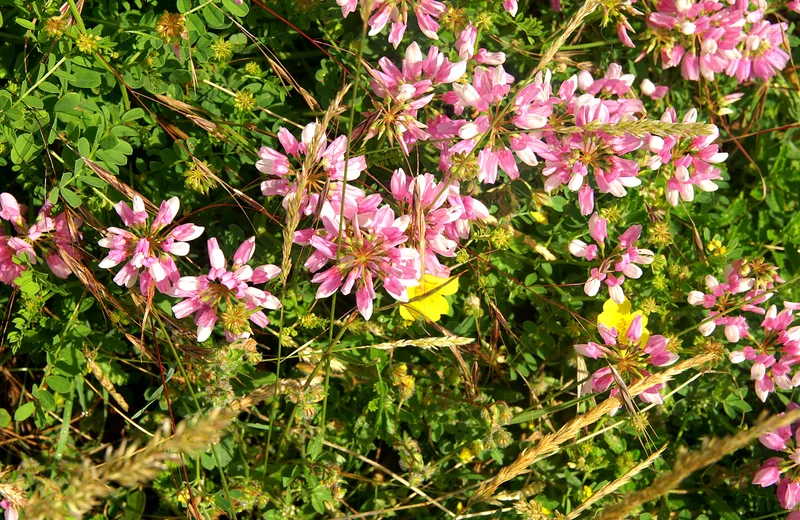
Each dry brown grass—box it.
[593,407,800,520]
[468,353,715,505]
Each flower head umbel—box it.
[170,237,281,342]
[687,260,763,341]
[728,303,800,402]
[646,109,726,207]
[295,202,420,320]
[336,0,446,47]
[643,0,790,84]
[0,193,82,285]
[754,404,800,511]
[570,219,653,304]
[575,298,678,406]
[390,169,488,277]
[98,196,203,294]
[257,122,368,217]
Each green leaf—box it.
[0,409,11,428]
[55,92,81,113]
[76,175,107,188]
[14,402,35,421]
[61,188,83,208]
[11,133,38,164]
[47,375,73,394]
[48,187,61,205]
[223,0,249,17]
[121,108,145,122]
[55,347,86,376]
[70,66,102,89]
[35,388,56,411]
[15,18,36,30]
[122,490,146,520]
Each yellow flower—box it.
[582,485,594,501]
[597,298,648,337]
[459,447,475,464]
[399,274,459,322]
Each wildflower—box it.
[233,89,256,112]
[336,0,446,46]
[170,237,281,342]
[0,499,18,520]
[571,221,653,304]
[98,196,203,294]
[645,0,790,84]
[295,203,420,320]
[244,61,262,76]
[75,32,102,54]
[687,261,757,340]
[155,11,186,43]
[0,194,82,284]
[754,404,800,510]
[575,299,678,406]
[211,38,234,62]
[640,79,669,100]
[399,274,458,322]
[184,161,218,194]
[257,122,367,215]
[646,109,726,207]
[728,303,800,402]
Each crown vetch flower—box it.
[258,122,368,216]
[0,193,83,284]
[571,221,653,304]
[575,298,678,407]
[754,404,800,510]
[170,237,281,342]
[643,0,789,84]
[98,196,203,294]
[390,169,487,276]
[295,201,420,321]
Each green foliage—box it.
[0,0,799,518]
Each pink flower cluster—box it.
[98,196,204,294]
[0,193,82,285]
[575,314,679,406]
[688,261,800,401]
[646,108,727,207]
[687,260,785,340]
[335,0,517,47]
[645,0,790,83]
[170,237,281,342]
[754,403,800,516]
[569,217,654,303]
[729,304,800,402]
[257,122,368,215]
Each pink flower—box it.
[575,314,677,404]
[753,458,783,487]
[98,196,203,294]
[640,79,669,99]
[572,221,653,303]
[455,23,477,60]
[0,193,83,284]
[295,201,420,320]
[0,499,18,520]
[503,0,518,16]
[617,23,634,48]
[258,122,368,215]
[171,237,281,342]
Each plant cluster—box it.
[0,0,799,518]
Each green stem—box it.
[53,385,75,463]
[152,312,238,520]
